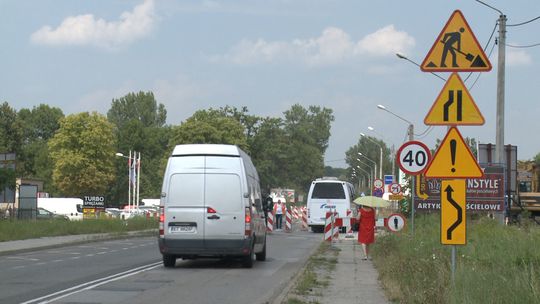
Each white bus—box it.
[306,177,355,233]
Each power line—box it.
[508,15,540,27]
[469,40,497,90]
[504,42,540,48]
[464,21,498,83]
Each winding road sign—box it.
[441,179,466,245]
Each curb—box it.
[270,236,324,304]
[0,229,157,256]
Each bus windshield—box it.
[311,183,345,199]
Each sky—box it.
[2,0,540,168]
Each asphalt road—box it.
[0,229,321,304]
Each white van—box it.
[37,198,83,221]
[306,178,355,233]
[158,144,267,268]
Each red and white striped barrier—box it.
[324,211,333,241]
[292,207,299,220]
[301,209,308,230]
[267,211,274,233]
[285,208,292,232]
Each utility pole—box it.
[495,14,507,165]
[408,124,415,236]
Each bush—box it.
[372,214,540,303]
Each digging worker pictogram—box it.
[440,27,464,68]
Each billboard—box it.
[415,166,504,212]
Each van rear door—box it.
[204,156,244,243]
[165,156,205,247]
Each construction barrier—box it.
[301,209,308,230]
[333,217,341,241]
[292,207,299,220]
[285,208,292,232]
[324,211,333,241]
[267,211,274,233]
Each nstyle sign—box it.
[397,141,432,175]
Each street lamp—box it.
[115,151,141,211]
[357,152,378,184]
[395,52,446,82]
[360,132,383,180]
[355,165,373,195]
[377,104,416,235]
[368,126,397,180]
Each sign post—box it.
[397,140,432,236]
[420,9,491,283]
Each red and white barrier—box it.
[285,208,292,232]
[324,211,333,241]
[301,209,308,230]
[267,211,274,233]
[292,207,300,220]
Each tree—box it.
[0,102,22,155]
[249,117,289,191]
[48,112,116,197]
[283,104,334,154]
[169,109,249,151]
[16,104,64,193]
[107,92,170,204]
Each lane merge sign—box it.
[424,72,485,125]
[397,141,432,175]
[421,10,492,72]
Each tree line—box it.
[0,92,334,206]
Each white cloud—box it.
[215,25,414,66]
[506,49,532,66]
[355,25,415,56]
[30,0,156,49]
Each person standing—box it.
[358,205,376,260]
[274,200,285,230]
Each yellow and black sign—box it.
[424,127,483,178]
[415,174,429,200]
[421,10,491,72]
[424,73,485,125]
[441,179,466,245]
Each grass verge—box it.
[286,241,339,304]
[0,217,158,242]
[372,214,540,303]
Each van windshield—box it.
[311,183,345,199]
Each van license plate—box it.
[170,226,196,233]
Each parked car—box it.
[36,207,69,220]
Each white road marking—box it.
[20,261,162,304]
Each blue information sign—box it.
[373,188,384,198]
[384,175,394,185]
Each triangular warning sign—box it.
[421,10,492,72]
[424,73,485,125]
[424,127,483,178]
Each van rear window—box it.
[311,183,345,199]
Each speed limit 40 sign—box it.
[397,141,432,175]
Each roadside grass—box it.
[286,241,339,304]
[372,214,540,304]
[0,217,158,242]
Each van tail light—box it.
[245,207,252,236]
[207,207,217,214]
[159,206,164,237]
